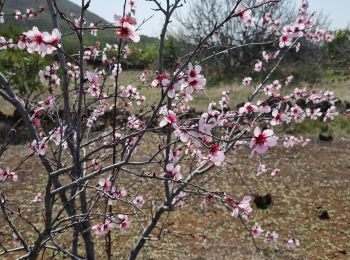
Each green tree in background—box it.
[0,26,50,99]
[327,29,350,74]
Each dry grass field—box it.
[0,136,349,259]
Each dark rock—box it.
[254,193,272,209]
[318,100,332,113]
[296,98,307,109]
[319,133,333,142]
[344,101,350,110]
[338,250,347,255]
[319,210,330,220]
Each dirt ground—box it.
[0,136,349,259]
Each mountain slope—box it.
[1,0,159,52]
[2,0,109,32]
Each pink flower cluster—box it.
[92,215,132,236]
[18,27,61,57]
[227,196,253,220]
[278,0,334,48]
[120,85,146,106]
[31,138,49,156]
[115,16,140,43]
[0,168,17,183]
[0,6,44,24]
[0,36,14,50]
[39,62,60,86]
[250,127,277,155]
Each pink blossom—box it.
[185,77,206,94]
[287,238,300,248]
[323,106,338,121]
[48,28,61,49]
[98,178,112,191]
[306,108,322,120]
[244,16,255,26]
[14,10,23,21]
[242,77,252,86]
[238,6,254,26]
[118,214,131,234]
[203,236,208,244]
[209,144,225,166]
[120,85,137,97]
[159,110,177,128]
[151,72,169,87]
[123,45,131,58]
[271,168,281,176]
[251,223,263,238]
[279,33,292,48]
[112,63,122,76]
[197,115,216,144]
[86,71,101,97]
[89,23,98,36]
[175,128,190,143]
[254,60,263,72]
[49,126,67,146]
[109,186,128,205]
[264,84,275,96]
[257,163,267,176]
[0,168,17,182]
[116,17,140,43]
[232,196,252,219]
[239,102,258,114]
[32,193,42,203]
[250,127,277,154]
[111,187,127,200]
[187,62,202,80]
[165,163,182,180]
[22,27,61,56]
[285,75,294,85]
[263,13,272,26]
[262,51,271,62]
[272,80,282,90]
[257,101,271,113]
[139,71,146,84]
[324,32,335,42]
[132,195,145,208]
[308,92,322,104]
[264,231,278,244]
[26,27,47,55]
[238,7,251,21]
[88,159,102,172]
[219,96,229,109]
[283,135,310,148]
[270,109,289,126]
[92,220,114,236]
[169,149,181,164]
[323,90,335,102]
[39,63,60,85]
[31,138,48,156]
[162,78,181,98]
[289,105,305,123]
[173,191,186,207]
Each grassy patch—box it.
[1,70,349,136]
[287,116,350,136]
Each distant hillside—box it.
[2,0,108,32]
[1,0,159,53]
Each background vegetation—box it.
[1,0,350,136]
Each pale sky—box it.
[70,0,350,37]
